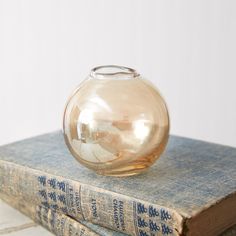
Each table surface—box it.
[0,199,53,236]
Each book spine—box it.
[0,192,100,236]
[0,160,184,236]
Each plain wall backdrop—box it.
[0,0,236,147]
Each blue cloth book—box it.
[0,131,235,236]
[0,191,126,236]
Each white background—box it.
[0,0,236,147]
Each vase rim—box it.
[90,65,139,79]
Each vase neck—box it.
[90,65,139,80]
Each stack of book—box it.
[0,131,235,236]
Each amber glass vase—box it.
[63,65,169,176]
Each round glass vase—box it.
[63,65,169,176]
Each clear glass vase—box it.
[63,65,169,176]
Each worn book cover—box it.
[0,131,236,236]
[0,192,125,236]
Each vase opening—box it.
[91,65,139,80]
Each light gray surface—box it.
[1,1,236,149]
[0,199,53,236]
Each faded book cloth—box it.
[0,192,126,236]
[0,131,236,236]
